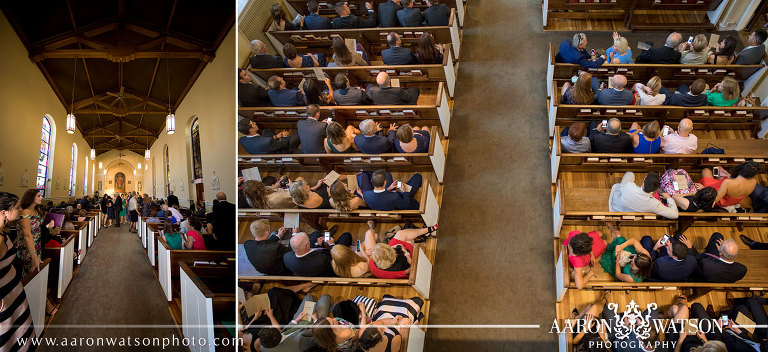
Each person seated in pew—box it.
[395,124,430,153]
[665,79,708,107]
[699,161,760,209]
[301,78,334,105]
[145,208,162,224]
[298,104,329,154]
[661,118,698,154]
[366,72,420,105]
[162,204,183,223]
[282,43,323,68]
[719,293,768,350]
[161,219,183,250]
[560,122,591,153]
[329,179,368,212]
[354,118,397,154]
[605,32,633,64]
[396,0,423,27]
[249,40,284,69]
[283,232,335,276]
[370,224,437,279]
[633,76,667,106]
[734,29,768,65]
[636,32,683,64]
[415,32,444,65]
[62,221,75,231]
[270,4,299,31]
[748,183,768,214]
[267,76,306,107]
[563,229,607,289]
[381,32,417,65]
[361,169,422,211]
[679,34,709,65]
[303,0,330,30]
[244,220,292,275]
[664,296,725,352]
[331,241,370,278]
[693,232,747,283]
[609,171,680,219]
[588,118,633,153]
[707,35,738,65]
[628,120,662,154]
[308,225,351,250]
[324,121,360,153]
[331,1,377,29]
[423,0,451,26]
[705,77,740,107]
[289,178,333,209]
[591,74,634,105]
[555,33,606,68]
[155,202,166,219]
[65,205,75,221]
[182,218,206,250]
[238,118,298,154]
[672,186,717,212]
[598,222,652,283]
[560,72,595,105]
[640,233,698,282]
[332,73,372,105]
[76,209,87,222]
[331,37,368,67]
[379,0,403,27]
[239,69,271,107]
[569,293,612,350]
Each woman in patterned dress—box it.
[16,189,57,317]
[0,191,36,351]
[119,194,127,224]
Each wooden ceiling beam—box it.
[173,59,208,111]
[30,48,214,62]
[73,109,167,116]
[124,20,212,50]
[27,18,119,50]
[73,92,109,109]
[123,89,169,110]
[78,50,104,127]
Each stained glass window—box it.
[191,118,203,180]
[69,144,77,196]
[83,157,88,195]
[165,145,171,197]
[37,117,52,196]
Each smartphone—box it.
[327,117,332,123]
[687,36,694,44]
[590,49,596,55]
[601,120,608,129]
[397,181,402,189]
[662,125,670,136]
[356,241,361,252]
[324,231,330,242]
[571,76,578,84]
[660,234,670,245]
[720,315,729,327]
[672,180,680,191]
[713,166,720,178]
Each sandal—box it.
[46,307,58,317]
[424,223,439,238]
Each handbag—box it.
[659,169,696,195]
[701,142,724,154]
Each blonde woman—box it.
[628,120,662,154]
[706,77,740,107]
[606,32,632,64]
[633,76,667,106]
[289,179,332,209]
[328,180,366,212]
[331,244,369,277]
[680,34,709,64]
[369,224,438,279]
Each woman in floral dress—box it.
[16,189,57,316]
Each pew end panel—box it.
[43,233,76,299]
[22,259,50,338]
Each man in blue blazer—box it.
[303,0,330,29]
[397,0,423,27]
[555,33,605,68]
[238,118,298,154]
[354,119,397,154]
[641,233,698,282]
[381,32,417,65]
[378,0,403,27]
[361,169,422,211]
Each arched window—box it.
[68,144,77,196]
[83,157,89,195]
[190,118,203,180]
[165,145,171,196]
[37,116,53,196]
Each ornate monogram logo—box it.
[607,300,657,340]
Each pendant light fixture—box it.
[165,57,175,134]
[66,55,78,134]
[144,135,150,160]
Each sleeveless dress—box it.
[598,236,642,282]
[0,232,35,351]
[15,214,41,277]
[119,199,127,217]
[629,129,661,154]
[563,230,607,268]
[326,139,355,153]
[395,130,430,153]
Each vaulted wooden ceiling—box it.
[0,0,234,155]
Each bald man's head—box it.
[376,72,390,87]
[720,239,739,261]
[678,118,693,134]
[607,118,622,134]
[290,232,310,255]
[611,75,627,89]
[666,33,682,48]
[216,192,227,201]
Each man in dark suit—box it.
[397,0,423,27]
[238,118,297,154]
[354,119,397,154]
[267,76,305,107]
[114,192,122,227]
[297,104,327,153]
[244,220,292,275]
[378,0,402,27]
[211,192,236,250]
[693,232,747,283]
[641,233,698,282]
[332,73,371,105]
[166,191,179,209]
[366,72,420,105]
[423,0,451,26]
[635,32,683,64]
[361,169,422,211]
[588,118,633,153]
[248,40,284,69]
[591,75,633,105]
[666,79,707,107]
[734,29,767,65]
[238,69,270,107]
[303,0,330,29]
[283,232,335,277]
[381,32,417,65]
[331,1,377,29]
[554,33,606,68]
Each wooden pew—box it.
[545,43,764,96]
[250,43,457,97]
[240,81,453,136]
[238,126,447,182]
[146,223,162,266]
[550,127,768,184]
[284,0,466,26]
[157,236,235,302]
[179,261,236,352]
[22,258,50,337]
[266,9,462,59]
[42,231,77,299]
[60,227,86,266]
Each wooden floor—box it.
[544,10,711,31]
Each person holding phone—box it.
[639,233,698,282]
[699,161,760,208]
[360,169,422,211]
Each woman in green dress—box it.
[119,194,127,224]
[598,222,652,283]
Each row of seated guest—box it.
[561,118,697,155]
[569,292,768,351]
[555,30,767,68]
[566,222,747,289]
[239,281,425,352]
[608,162,762,219]
[561,73,741,107]
[243,219,437,278]
[159,218,207,250]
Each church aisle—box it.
[38,225,186,352]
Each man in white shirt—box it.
[609,171,679,219]
[162,204,183,223]
[661,118,697,154]
[127,192,139,233]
